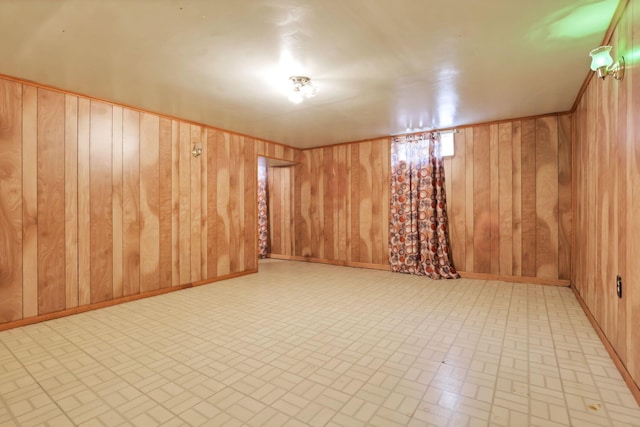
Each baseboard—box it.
[458,271,571,286]
[267,254,391,271]
[0,269,257,332]
[267,255,570,286]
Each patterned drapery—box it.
[389,133,459,279]
[258,160,270,258]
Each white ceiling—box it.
[1,0,618,148]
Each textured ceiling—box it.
[1,0,618,148]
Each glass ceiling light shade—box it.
[288,76,317,104]
[589,45,625,80]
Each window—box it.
[440,131,455,157]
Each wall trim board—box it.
[0,72,295,153]
[458,271,570,287]
[267,255,572,287]
[570,0,630,113]
[572,286,640,406]
[267,254,391,271]
[0,269,257,332]
[302,112,572,151]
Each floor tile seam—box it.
[541,286,596,423]
[0,332,74,426]
[38,322,228,423]
[555,288,622,416]
[396,279,492,423]
[487,281,516,418]
[0,341,26,426]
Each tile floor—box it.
[0,260,639,426]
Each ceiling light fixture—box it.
[288,76,317,104]
[589,45,625,81]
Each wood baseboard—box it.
[458,271,571,286]
[266,254,391,271]
[571,287,640,406]
[0,269,257,332]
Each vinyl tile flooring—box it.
[0,259,639,426]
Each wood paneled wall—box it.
[447,116,572,281]
[573,0,640,390]
[268,166,295,257]
[268,119,571,283]
[277,139,391,267]
[0,76,299,325]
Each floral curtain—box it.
[389,133,459,279]
[258,159,270,258]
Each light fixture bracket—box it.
[288,76,317,103]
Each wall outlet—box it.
[616,275,622,299]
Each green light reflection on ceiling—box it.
[528,0,618,41]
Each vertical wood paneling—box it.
[190,125,202,282]
[216,131,230,276]
[557,115,572,281]
[171,121,180,285]
[89,101,113,304]
[310,149,324,258]
[112,106,123,299]
[122,108,140,297]
[511,121,522,276]
[207,130,218,278]
[489,124,500,274]
[159,117,172,288]
[521,119,537,277]
[22,85,38,318]
[76,98,91,306]
[535,116,559,279]
[359,143,372,263]
[243,140,256,270]
[64,95,78,308]
[179,123,191,283]
[464,128,474,272]
[498,123,513,276]
[296,151,311,257]
[0,80,23,322]
[473,126,491,273]
[37,89,66,314]
[201,128,209,276]
[139,113,160,293]
[229,135,242,273]
[450,131,466,271]
[350,144,360,262]
[323,147,335,260]
[370,141,384,265]
[380,139,390,264]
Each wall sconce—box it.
[191,144,202,158]
[589,46,625,81]
[288,76,318,104]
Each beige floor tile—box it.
[0,260,638,426]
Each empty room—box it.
[0,0,639,425]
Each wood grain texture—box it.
[139,113,160,293]
[244,138,256,271]
[572,0,639,391]
[89,101,113,304]
[76,97,91,306]
[557,114,572,281]
[498,123,513,276]
[216,131,230,276]
[450,131,466,271]
[65,95,79,309]
[207,130,218,278]
[0,80,23,322]
[473,125,491,274]
[201,127,209,277]
[159,117,172,288]
[464,128,474,272]
[511,122,522,276]
[520,119,537,278]
[112,106,123,299]
[22,84,38,318]
[122,108,140,297]
[190,125,202,282]
[171,121,180,286]
[37,88,66,314]
[178,122,191,284]
[489,124,500,274]
[535,116,559,279]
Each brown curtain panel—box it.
[389,133,459,279]
[258,160,269,258]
